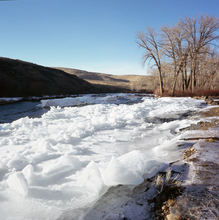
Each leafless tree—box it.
[161,25,189,96]
[198,51,219,89]
[136,14,219,95]
[136,27,164,95]
[179,14,219,91]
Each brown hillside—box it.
[56,67,154,92]
[0,57,98,97]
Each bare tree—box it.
[179,14,219,91]
[198,51,219,89]
[136,14,219,96]
[161,25,189,96]
[136,27,164,95]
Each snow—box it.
[0,95,206,220]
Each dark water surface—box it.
[0,101,49,124]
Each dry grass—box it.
[169,189,219,220]
[184,145,196,159]
[56,67,155,92]
[149,169,185,220]
[154,88,219,98]
[79,75,153,93]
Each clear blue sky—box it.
[1,0,219,75]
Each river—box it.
[0,101,49,124]
[0,94,205,220]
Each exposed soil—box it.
[201,107,219,117]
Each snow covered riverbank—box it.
[0,95,206,219]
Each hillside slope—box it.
[0,57,97,97]
[57,67,154,92]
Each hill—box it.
[0,57,153,98]
[0,57,98,97]
[56,67,154,93]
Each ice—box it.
[101,155,144,186]
[22,164,35,185]
[118,150,146,177]
[6,154,29,171]
[42,155,82,177]
[181,129,219,140]
[41,93,142,108]
[7,172,29,197]
[0,97,22,103]
[0,95,206,219]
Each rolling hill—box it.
[0,57,154,97]
[0,57,98,97]
[56,67,154,93]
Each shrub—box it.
[153,88,219,97]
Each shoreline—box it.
[151,105,219,220]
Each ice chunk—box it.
[42,155,82,176]
[101,156,144,186]
[7,172,29,196]
[118,150,146,177]
[6,155,29,171]
[86,160,99,170]
[22,164,35,185]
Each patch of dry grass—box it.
[184,145,196,159]
[149,169,185,220]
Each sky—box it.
[0,0,219,75]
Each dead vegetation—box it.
[168,189,219,220]
[184,145,196,159]
[149,169,185,220]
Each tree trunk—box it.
[158,66,164,95]
[171,76,178,96]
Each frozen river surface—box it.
[0,101,49,123]
[0,94,205,220]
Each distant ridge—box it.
[0,57,98,97]
[56,67,152,92]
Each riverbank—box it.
[151,106,219,220]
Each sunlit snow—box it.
[0,94,206,220]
